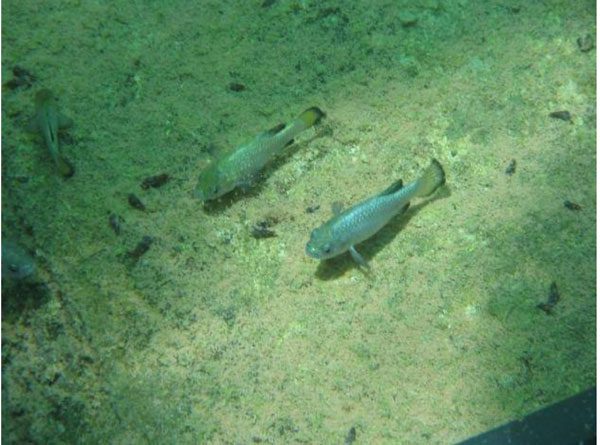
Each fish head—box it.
[4,259,35,280]
[193,164,223,202]
[305,224,345,260]
[2,241,35,280]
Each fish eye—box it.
[323,245,332,254]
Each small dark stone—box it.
[505,159,516,176]
[3,66,36,90]
[251,221,277,239]
[128,193,146,210]
[577,34,594,53]
[141,173,170,189]
[549,110,571,121]
[401,17,418,28]
[45,372,61,386]
[251,217,279,239]
[228,82,246,92]
[537,282,560,314]
[108,213,124,235]
[306,204,320,213]
[564,200,582,211]
[79,354,95,364]
[345,426,357,445]
[127,236,154,262]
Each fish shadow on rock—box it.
[315,185,451,280]
[2,280,51,323]
[200,181,268,214]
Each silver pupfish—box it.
[306,159,445,267]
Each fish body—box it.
[194,107,324,201]
[31,89,74,177]
[2,240,35,281]
[306,159,445,266]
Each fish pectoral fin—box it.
[349,246,369,268]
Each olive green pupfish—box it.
[194,106,325,202]
[29,89,74,178]
[306,159,446,267]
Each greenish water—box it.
[1,1,595,443]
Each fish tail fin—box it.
[298,107,325,128]
[259,107,324,141]
[414,159,445,197]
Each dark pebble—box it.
[548,110,571,121]
[505,159,516,176]
[251,220,277,239]
[128,193,146,210]
[345,426,357,445]
[537,281,559,314]
[141,173,170,189]
[3,66,36,90]
[401,18,418,28]
[577,34,594,52]
[108,213,124,235]
[127,236,154,262]
[229,82,246,92]
[564,200,582,211]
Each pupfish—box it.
[306,159,446,267]
[29,89,74,177]
[2,240,36,281]
[194,106,325,202]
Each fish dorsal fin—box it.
[379,179,403,196]
[254,123,285,142]
[263,123,285,137]
[331,201,343,215]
